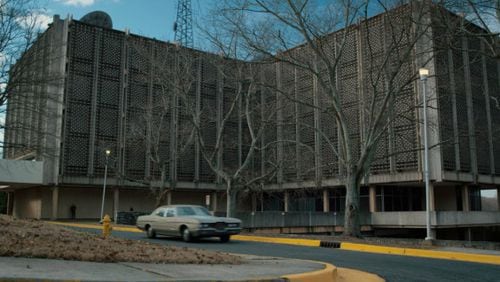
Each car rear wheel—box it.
[146,226,156,239]
[220,235,230,243]
[182,227,192,242]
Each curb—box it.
[339,242,500,266]
[49,221,142,233]
[233,235,321,247]
[337,267,384,282]
[282,261,337,282]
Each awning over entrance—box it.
[0,159,44,187]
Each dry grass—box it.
[0,215,241,264]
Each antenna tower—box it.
[173,0,193,48]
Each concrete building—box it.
[2,4,500,240]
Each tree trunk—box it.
[225,181,237,217]
[155,189,168,208]
[343,172,361,237]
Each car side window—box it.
[155,209,165,217]
[177,206,195,216]
[166,209,175,217]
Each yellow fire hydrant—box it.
[102,214,113,238]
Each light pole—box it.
[99,149,111,221]
[419,68,433,241]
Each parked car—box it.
[136,205,242,242]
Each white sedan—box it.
[136,205,242,242]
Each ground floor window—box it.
[329,188,346,212]
[376,186,423,211]
[257,192,284,211]
[469,187,482,211]
[288,190,323,212]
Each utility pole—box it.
[173,0,193,48]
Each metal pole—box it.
[100,151,110,221]
[421,74,433,241]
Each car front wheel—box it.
[146,226,156,239]
[220,235,230,243]
[182,227,192,242]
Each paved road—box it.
[76,228,500,282]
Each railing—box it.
[235,211,371,228]
[436,211,500,226]
[371,211,500,227]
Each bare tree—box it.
[1,0,55,154]
[181,55,278,217]
[206,0,453,236]
[126,39,198,207]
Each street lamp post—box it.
[419,68,433,241]
[99,149,111,221]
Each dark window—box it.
[329,188,346,212]
[376,186,423,211]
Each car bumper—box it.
[192,227,242,238]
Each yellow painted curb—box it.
[233,235,321,247]
[282,262,337,282]
[282,262,385,282]
[48,221,142,233]
[340,242,500,266]
[336,267,384,282]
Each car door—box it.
[155,208,170,234]
[163,208,176,235]
[148,208,165,233]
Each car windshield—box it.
[176,206,211,217]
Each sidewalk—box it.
[0,255,325,281]
[0,255,382,282]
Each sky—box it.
[41,0,212,46]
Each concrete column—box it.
[284,191,289,212]
[464,228,472,241]
[429,183,435,211]
[51,186,59,220]
[6,192,13,215]
[260,193,264,212]
[113,188,119,222]
[369,185,377,213]
[462,36,478,177]
[462,185,470,212]
[323,189,329,212]
[429,229,437,240]
[251,193,257,212]
[87,29,102,176]
[497,188,500,211]
[166,190,172,206]
[211,191,218,212]
[276,62,283,185]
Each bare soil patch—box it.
[0,215,241,264]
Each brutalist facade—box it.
[4,5,500,240]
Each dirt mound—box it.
[0,215,240,264]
